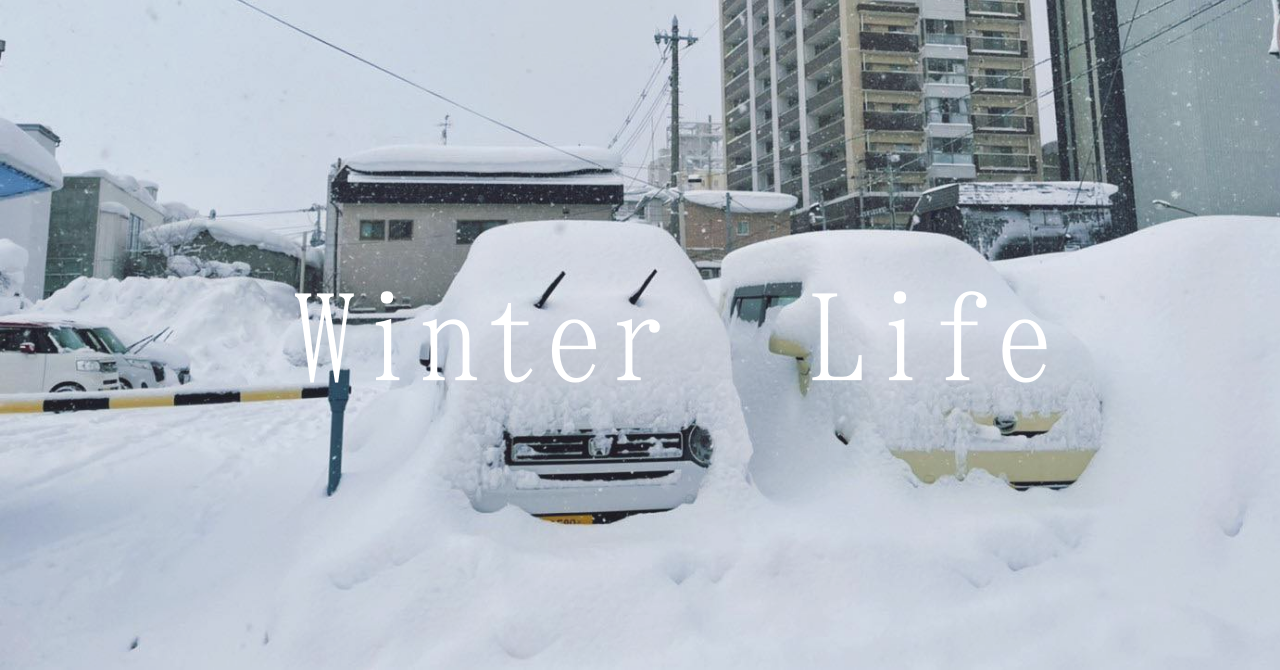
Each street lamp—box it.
[1152,199,1199,217]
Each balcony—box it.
[974,152,1036,172]
[967,0,1024,18]
[808,117,846,149]
[805,40,843,75]
[779,105,801,131]
[925,111,971,127]
[806,2,841,34]
[859,31,919,53]
[864,110,924,131]
[857,0,920,12]
[806,79,843,112]
[865,152,926,172]
[969,73,1032,94]
[972,113,1034,133]
[924,71,969,86]
[809,161,849,189]
[922,33,966,47]
[967,35,1028,56]
[861,70,922,92]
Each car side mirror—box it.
[768,334,812,396]
[18,342,36,355]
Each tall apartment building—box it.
[648,118,728,190]
[720,0,1042,230]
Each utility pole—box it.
[887,153,900,229]
[655,16,697,242]
[438,114,452,145]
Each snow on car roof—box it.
[720,231,1100,443]
[0,117,63,190]
[344,144,621,175]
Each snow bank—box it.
[0,238,30,314]
[345,145,621,175]
[141,218,309,261]
[98,201,131,218]
[0,117,62,190]
[682,189,798,214]
[30,276,306,385]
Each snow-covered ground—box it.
[2,218,1278,668]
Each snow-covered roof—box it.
[140,218,322,267]
[344,145,621,176]
[71,170,165,215]
[99,201,131,218]
[682,190,798,214]
[920,181,1118,209]
[0,117,63,193]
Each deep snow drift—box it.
[1,218,1278,669]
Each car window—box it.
[92,328,128,354]
[0,327,23,352]
[48,327,87,352]
[734,296,766,324]
[76,329,109,353]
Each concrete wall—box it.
[46,176,167,296]
[136,230,317,291]
[331,202,618,308]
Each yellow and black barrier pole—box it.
[0,370,353,496]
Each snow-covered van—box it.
[419,220,748,523]
[718,231,1102,489]
[0,319,120,393]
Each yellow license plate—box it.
[540,514,594,525]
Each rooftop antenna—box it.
[629,269,658,305]
[438,114,452,145]
[534,271,566,309]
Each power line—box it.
[230,0,668,190]
[607,44,670,149]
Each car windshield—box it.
[48,327,88,352]
[91,327,128,354]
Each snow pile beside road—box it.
[30,276,306,385]
[998,215,1280,536]
[0,238,30,314]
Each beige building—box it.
[324,145,624,309]
[721,0,1043,231]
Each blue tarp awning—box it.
[0,163,53,200]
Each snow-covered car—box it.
[718,231,1102,490]
[418,220,748,523]
[73,324,192,388]
[0,319,120,393]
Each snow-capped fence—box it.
[0,369,352,496]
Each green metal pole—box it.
[327,369,350,496]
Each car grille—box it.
[151,362,166,383]
[506,430,685,465]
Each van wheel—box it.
[120,379,133,390]
[51,383,86,393]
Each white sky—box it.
[0,0,1055,232]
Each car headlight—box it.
[76,360,102,372]
[687,425,713,467]
[125,358,152,369]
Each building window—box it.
[359,220,386,240]
[456,220,508,245]
[737,221,750,236]
[127,214,143,252]
[388,219,414,240]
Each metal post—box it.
[326,369,350,496]
[656,16,697,241]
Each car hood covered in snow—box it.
[719,230,1101,452]
[421,220,751,490]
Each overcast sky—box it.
[1,0,1054,233]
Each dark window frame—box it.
[359,219,386,241]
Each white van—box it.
[0,320,121,394]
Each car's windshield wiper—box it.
[629,269,657,305]
[534,271,566,309]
